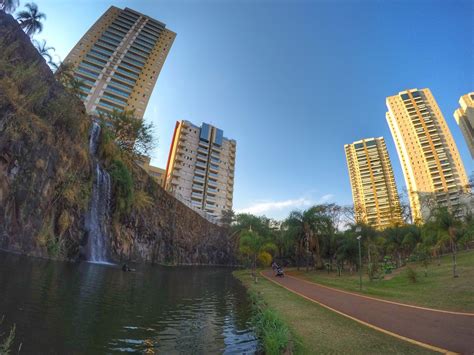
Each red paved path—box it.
[262,270,474,354]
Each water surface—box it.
[0,251,257,354]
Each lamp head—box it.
[357,235,362,240]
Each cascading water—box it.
[85,121,111,263]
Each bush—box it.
[250,292,292,355]
[0,316,16,355]
[109,159,133,218]
[257,251,272,267]
[406,266,418,283]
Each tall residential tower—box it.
[64,6,175,118]
[345,137,402,229]
[454,92,474,159]
[386,88,469,221]
[164,121,236,219]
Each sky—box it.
[33,0,473,220]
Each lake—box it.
[0,251,258,354]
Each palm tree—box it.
[431,207,461,278]
[384,224,405,267]
[0,0,19,13]
[33,39,55,65]
[16,2,46,37]
[284,206,330,271]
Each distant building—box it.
[164,121,236,218]
[386,88,470,221]
[454,92,474,159]
[138,156,165,186]
[64,6,175,118]
[344,137,402,229]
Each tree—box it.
[33,39,55,66]
[220,209,235,227]
[100,109,156,161]
[53,61,84,98]
[334,231,359,275]
[430,207,461,278]
[284,205,332,271]
[0,0,19,13]
[232,213,272,238]
[383,224,405,267]
[239,229,276,282]
[16,2,46,37]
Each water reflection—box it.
[0,252,257,354]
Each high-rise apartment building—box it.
[454,92,474,159]
[386,88,469,221]
[164,121,236,218]
[64,6,175,118]
[138,156,166,186]
[344,137,402,229]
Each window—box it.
[200,123,210,142]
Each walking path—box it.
[261,270,474,354]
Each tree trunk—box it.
[452,239,458,278]
[253,253,257,283]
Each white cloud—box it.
[235,193,336,219]
[318,194,334,203]
[236,197,314,215]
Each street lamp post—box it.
[356,227,362,291]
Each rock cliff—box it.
[0,11,236,265]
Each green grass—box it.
[250,293,294,355]
[291,250,474,312]
[234,270,435,354]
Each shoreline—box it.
[0,248,242,268]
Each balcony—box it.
[197,146,208,155]
[192,184,204,191]
[196,154,208,162]
[196,161,206,169]
[208,179,218,188]
[193,175,205,183]
[206,195,216,203]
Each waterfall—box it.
[86,121,111,263]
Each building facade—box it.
[164,121,236,219]
[454,92,474,159]
[138,156,165,186]
[345,137,402,229]
[386,88,469,221]
[64,6,175,118]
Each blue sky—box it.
[34,0,473,219]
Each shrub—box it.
[406,266,418,283]
[0,316,16,355]
[250,292,292,355]
[257,251,273,267]
[109,159,133,218]
[132,190,153,212]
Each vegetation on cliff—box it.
[0,12,91,259]
[0,10,236,265]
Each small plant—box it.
[250,292,292,355]
[109,159,133,218]
[382,256,396,274]
[0,316,16,355]
[406,266,418,283]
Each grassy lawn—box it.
[234,270,435,354]
[290,250,474,312]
